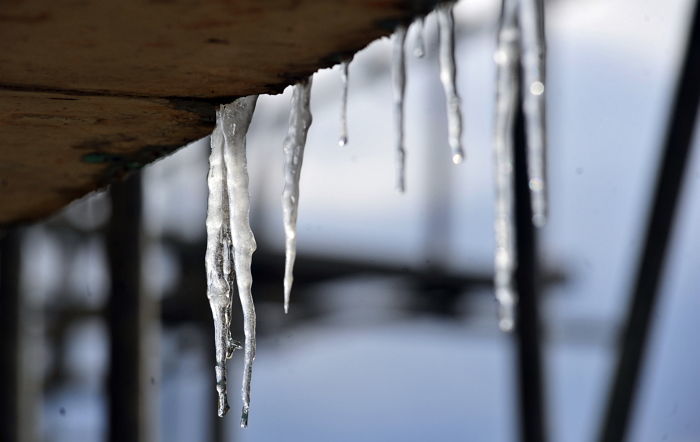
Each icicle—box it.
[391,26,407,192]
[219,96,259,427]
[436,2,464,165]
[282,78,313,314]
[518,0,547,227]
[339,60,350,147]
[493,0,520,332]
[205,120,238,417]
[414,16,426,58]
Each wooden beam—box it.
[0,0,437,225]
[0,90,213,224]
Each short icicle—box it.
[436,2,464,164]
[219,96,259,427]
[205,119,238,418]
[339,60,350,147]
[391,26,407,192]
[493,0,520,332]
[282,78,313,314]
[518,0,548,227]
[414,16,426,58]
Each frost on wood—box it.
[339,60,350,147]
[282,78,314,314]
[492,0,520,332]
[519,0,548,227]
[437,2,465,165]
[392,26,408,192]
[205,96,259,426]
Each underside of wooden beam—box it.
[0,0,438,225]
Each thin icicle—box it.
[282,78,313,314]
[414,16,426,58]
[437,2,464,165]
[493,0,520,332]
[519,0,547,227]
[339,60,350,147]
[205,121,238,417]
[219,96,259,427]
[392,26,407,192]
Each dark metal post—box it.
[513,91,548,442]
[597,2,700,441]
[107,174,148,442]
[0,230,21,442]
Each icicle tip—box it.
[216,388,230,417]
[240,405,250,428]
[283,269,293,313]
[397,179,406,194]
[338,135,348,147]
[498,300,516,332]
[530,81,545,96]
[499,317,515,332]
[532,213,546,228]
[452,152,464,164]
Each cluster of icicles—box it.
[204,0,546,427]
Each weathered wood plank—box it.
[0,90,213,224]
[0,0,436,225]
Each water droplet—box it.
[529,177,543,192]
[530,81,544,96]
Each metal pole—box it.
[107,174,148,442]
[597,2,700,441]
[513,87,548,442]
[0,230,21,442]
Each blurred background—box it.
[1,0,699,440]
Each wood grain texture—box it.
[0,0,437,225]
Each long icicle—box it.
[518,0,547,227]
[437,2,465,164]
[205,119,238,417]
[493,0,520,332]
[339,60,350,147]
[282,78,313,314]
[392,26,407,192]
[414,16,426,58]
[219,96,259,427]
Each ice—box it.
[414,16,426,58]
[518,0,548,226]
[205,96,259,424]
[205,119,237,417]
[339,60,350,147]
[218,96,259,427]
[392,26,407,192]
[492,0,520,332]
[282,78,314,314]
[200,0,549,424]
[437,2,465,165]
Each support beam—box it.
[0,231,22,442]
[107,174,148,442]
[597,2,700,441]
[513,90,548,442]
